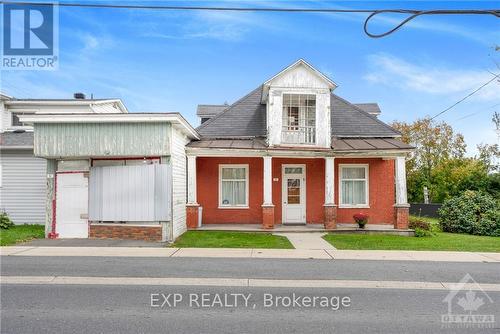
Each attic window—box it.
[282,94,316,144]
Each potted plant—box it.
[353,213,368,229]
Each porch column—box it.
[186,155,199,229]
[262,156,275,229]
[324,157,337,229]
[394,156,410,229]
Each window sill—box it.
[338,205,370,209]
[218,206,250,210]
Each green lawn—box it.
[172,231,294,249]
[323,233,500,252]
[0,225,45,246]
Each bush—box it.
[0,212,14,229]
[409,218,431,231]
[414,227,433,237]
[439,191,500,236]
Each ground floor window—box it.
[219,164,249,208]
[339,164,369,207]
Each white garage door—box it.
[88,164,171,222]
[56,172,89,238]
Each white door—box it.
[282,165,306,224]
[56,172,89,238]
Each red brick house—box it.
[185,60,413,230]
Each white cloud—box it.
[364,53,500,101]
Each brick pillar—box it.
[186,204,199,229]
[324,204,337,230]
[262,205,275,229]
[394,205,410,229]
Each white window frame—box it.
[218,164,249,209]
[281,93,317,145]
[339,164,369,208]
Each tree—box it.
[431,158,489,202]
[391,117,467,202]
[476,112,500,173]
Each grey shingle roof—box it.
[197,104,228,117]
[353,103,381,115]
[331,95,400,137]
[0,131,34,148]
[195,87,401,141]
[196,86,267,138]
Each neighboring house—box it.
[19,112,198,241]
[197,104,229,124]
[0,93,127,225]
[186,59,413,230]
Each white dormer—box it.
[261,59,337,148]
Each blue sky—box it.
[2,1,499,155]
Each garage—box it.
[20,113,199,242]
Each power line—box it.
[455,103,500,122]
[0,1,499,38]
[430,73,500,120]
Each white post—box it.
[324,157,335,205]
[187,155,197,205]
[263,156,273,205]
[395,156,408,205]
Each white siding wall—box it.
[1,101,12,131]
[171,128,189,240]
[0,150,47,224]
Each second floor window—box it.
[282,94,316,144]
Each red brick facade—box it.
[89,224,162,241]
[324,205,337,229]
[194,156,405,228]
[262,205,275,229]
[186,205,200,229]
[394,205,410,229]
[335,158,395,225]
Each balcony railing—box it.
[281,126,316,144]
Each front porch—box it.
[185,152,410,231]
[192,223,414,236]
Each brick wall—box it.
[335,158,395,225]
[89,224,162,241]
[196,156,396,226]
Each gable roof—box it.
[263,59,337,89]
[196,86,267,138]
[196,86,400,140]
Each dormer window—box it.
[282,94,316,144]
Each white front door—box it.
[282,165,306,224]
[56,172,89,238]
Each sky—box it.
[1,0,499,155]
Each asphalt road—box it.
[2,256,500,283]
[1,256,500,334]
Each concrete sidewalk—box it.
[1,246,499,262]
[274,233,336,250]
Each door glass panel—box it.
[285,167,303,174]
[287,178,301,204]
